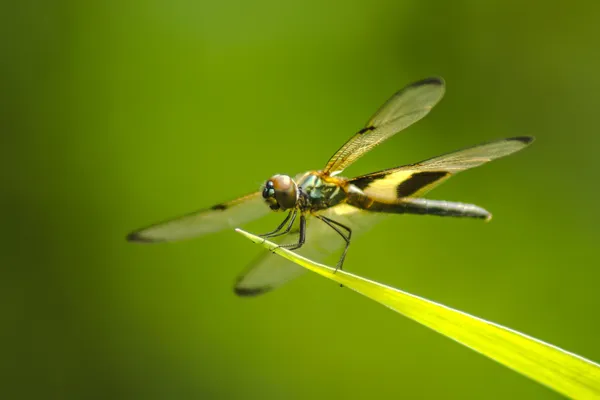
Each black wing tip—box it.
[126,231,161,243]
[510,136,535,145]
[234,285,273,297]
[411,76,445,88]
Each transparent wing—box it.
[350,136,534,203]
[127,192,269,243]
[323,77,446,175]
[234,204,383,296]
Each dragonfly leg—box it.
[259,210,297,238]
[278,214,306,250]
[317,215,352,272]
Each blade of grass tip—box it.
[235,228,600,399]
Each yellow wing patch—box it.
[350,136,534,203]
[352,170,452,203]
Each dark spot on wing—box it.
[357,126,375,134]
[396,171,449,198]
[234,285,273,297]
[211,203,227,211]
[350,173,386,190]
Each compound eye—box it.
[262,181,275,199]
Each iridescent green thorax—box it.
[297,172,347,212]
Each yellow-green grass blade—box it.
[236,228,600,399]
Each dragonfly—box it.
[127,77,534,296]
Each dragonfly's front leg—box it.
[259,210,297,238]
[278,214,306,251]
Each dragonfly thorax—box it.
[296,172,348,212]
[262,174,298,211]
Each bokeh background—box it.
[3,0,600,399]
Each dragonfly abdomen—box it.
[396,198,491,220]
[346,189,491,221]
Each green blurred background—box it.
[3,0,600,398]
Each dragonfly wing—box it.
[351,136,534,203]
[324,77,445,175]
[234,204,383,296]
[233,248,306,297]
[127,192,269,243]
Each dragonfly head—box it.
[262,174,298,211]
